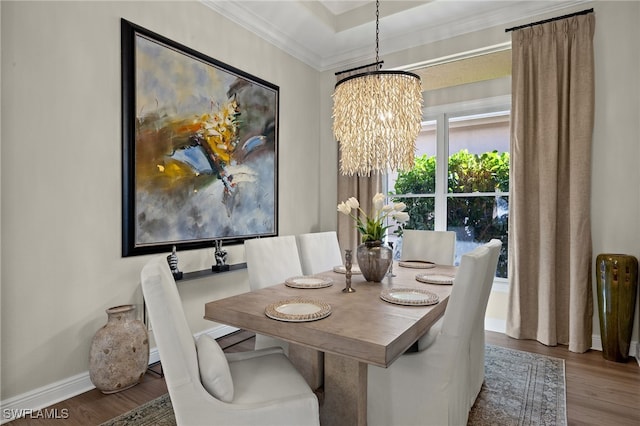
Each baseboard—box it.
[591,334,603,351]
[484,317,639,360]
[0,371,94,424]
[0,324,238,424]
[485,318,506,333]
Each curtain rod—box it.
[335,61,383,76]
[505,8,593,32]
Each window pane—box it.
[387,195,435,258]
[448,113,510,193]
[390,195,435,233]
[447,195,509,278]
[389,120,436,195]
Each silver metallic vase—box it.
[356,240,392,282]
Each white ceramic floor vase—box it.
[89,304,149,393]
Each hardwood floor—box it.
[485,332,640,426]
[6,331,639,425]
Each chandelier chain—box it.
[375,0,380,66]
[332,0,423,176]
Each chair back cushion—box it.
[196,335,234,402]
[141,256,201,389]
[245,236,303,290]
[468,239,503,406]
[297,231,343,275]
[400,230,456,265]
[440,245,492,339]
[478,239,502,316]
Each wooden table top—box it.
[204,263,455,367]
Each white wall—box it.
[0,0,321,402]
[590,0,640,347]
[1,0,639,413]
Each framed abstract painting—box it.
[121,19,279,256]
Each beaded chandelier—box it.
[332,0,423,176]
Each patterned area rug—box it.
[100,393,175,426]
[468,345,566,425]
[101,345,566,426]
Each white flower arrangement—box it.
[337,193,409,242]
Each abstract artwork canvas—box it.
[122,19,278,256]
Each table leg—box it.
[320,352,367,426]
[288,343,324,390]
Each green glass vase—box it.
[595,254,638,362]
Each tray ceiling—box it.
[202,0,590,71]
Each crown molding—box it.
[201,1,591,72]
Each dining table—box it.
[204,261,455,426]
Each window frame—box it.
[386,95,511,284]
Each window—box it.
[387,104,510,278]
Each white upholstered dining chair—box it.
[400,229,457,265]
[141,256,319,426]
[367,242,498,426]
[397,229,457,352]
[244,235,303,352]
[296,231,343,275]
[468,238,502,407]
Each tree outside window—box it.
[388,111,510,278]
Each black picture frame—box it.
[121,19,279,257]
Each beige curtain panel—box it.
[506,13,596,353]
[337,167,382,253]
